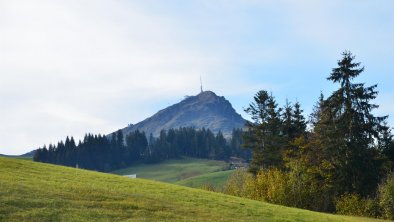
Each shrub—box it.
[252,168,288,204]
[223,169,254,197]
[224,167,335,212]
[378,174,394,219]
[335,193,380,218]
[253,168,330,211]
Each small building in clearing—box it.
[229,157,248,169]
[125,174,137,179]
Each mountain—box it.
[121,91,246,137]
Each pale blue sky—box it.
[1,0,393,155]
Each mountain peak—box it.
[196,90,218,101]
[121,91,245,137]
[198,90,216,96]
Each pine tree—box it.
[126,130,148,162]
[309,92,324,127]
[244,90,284,174]
[292,101,307,138]
[316,51,389,196]
[282,99,294,139]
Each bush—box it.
[223,167,335,212]
[223,169,254,197]
[378,174,394,219]
[252,168,333,211]
[224,168,290,204]
[335,193,380,218]
[252,168,288,204]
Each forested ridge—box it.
[33,127,249,172]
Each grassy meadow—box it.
[112,157,228,183]
[175,170,234,189]
[0,157,387,222]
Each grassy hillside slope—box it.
[176,170,234,189]
[112,157,228,183]
[0,157,386,222]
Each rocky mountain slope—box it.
[122,91,246,137]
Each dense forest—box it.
[223,52,394,219]
[33,127,250,172]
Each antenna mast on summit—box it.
[200,75,203,93]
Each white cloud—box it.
[0,0,239,154]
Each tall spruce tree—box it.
[316,51,389,196]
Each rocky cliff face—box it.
[122,91,246,137]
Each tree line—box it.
[223,51,394,218]
[33,127,250,172]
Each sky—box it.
[1,0,393,155]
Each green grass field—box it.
[13,156,33,161]
[175,170,234,189]
[0,154,32,161]
[112,157,228,183]
[0,157,387,222]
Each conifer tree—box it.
[126,130,148,162]
[316,51,389,196]
[282,99,294,139]
[244,90,284,173]
[292,101,307,138]
[309,92,324,127]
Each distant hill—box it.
[0,157,382,222]
[20,149,36,157]
[121,91,246,137]
[0,150,35,158]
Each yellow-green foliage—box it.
[245,168,321,209]
[335,174,394,220]
[223,168,393,220]
[378,174,394,219]
[336,194,380,218]
[253,168,288,204]
[224,167,336,212]
[223,169,254,197]
[0,157,386,222]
